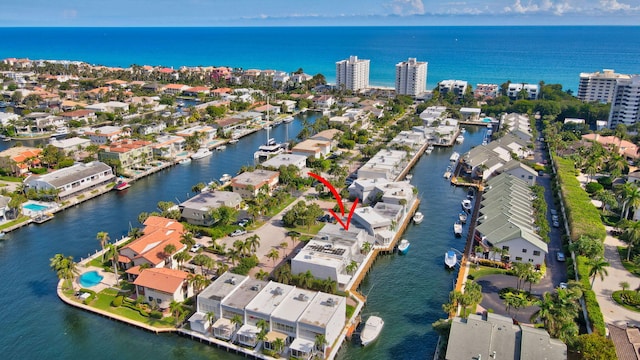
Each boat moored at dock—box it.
[397,239,410,255]
[461,199,472,212]
[360,316,384,346]
[413,211,423,224]
[458,212,468,224]
[453,220,463,237]
[445,250,457,269]
[449,152,460,163]
[191,147,212,160]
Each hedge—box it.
[554,156,606,241]
[576,256,606,335]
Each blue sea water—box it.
[1,26,639,91]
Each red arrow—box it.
[308,172,358,231]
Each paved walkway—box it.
[592,227,640,327]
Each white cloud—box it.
[503,0,573,15]
[389,0,426,16]
[599,0,639,11]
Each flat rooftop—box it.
[221,278,268,311]
[271,288,318,324]
[298,292,345,329]
[245,281,295,317]
[199,272,247,302]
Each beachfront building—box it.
[119,216,185,275]
[23,161,115,200]
[578,69,629,103]
[446,313,567,360]
[133,267,192,310]
[291,139,332,159]
[438,80,468,102]
[507,83,540,100]
[474,174,548,266]
[474,83,499,99]
[85,125,129,145]
[0,146,42,176]
[261,153,308,171]
[179,191,242,226]
[98,139,154,172]
[336,55,370,92]
[608,75,640,128]
[357,149,408,180]
[231,169,279,199]
[395,57,428,97]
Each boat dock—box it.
[453,187,484,294]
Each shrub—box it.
[585,182,603,194]
[79,288,97,304]
[149,310,163,319]
[231,255,260,275]
[111,295,124,307]
[596,176,613,189]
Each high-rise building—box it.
[335,56,370,92]
[608,75,640,128]
[578,69,630,103]
[395,58,428,96]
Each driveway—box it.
[477,273,544,324]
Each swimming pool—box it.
[79,271,103,288]
[23,203,49,212]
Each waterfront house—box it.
[507,83,540,100]
[0,195,11,221]
[215,117,248,135]
[231,169,279,199]
[438,80,468,102]
[23,161,115,200]
[446,313,566,360]
[474,174,548,266]
[291,139,332,159]
[0,146,42,176]
[501,113,533,139]
[329,115,358,129]
[183,86,211,97]
[459,107,481,122]
[137,122,166,136]
[495,159,538,186]
[189,272,248,335]
[270,288,317,347]
[85,125,128,145]
[254,103,280,117]
[219,278,268,336]
[59,109,97,124]
[175,125,216,143]
[295,292,346,359]
[49,137,92,155]
[98,139,153,172]
[23,112,65,133]
[133,267,192,310]
[163,83,189,95]
[278,99,296,113]
[261,154,308,171]
[348,178,391,204]
[151,135,186,158]
[311,129,342,147]
[119,216,185,274]
[357,149,408,180]
[312,95,335,109]
[179,191,242,226]
[245,282,295,327]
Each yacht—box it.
[361,316,384,346]
[228,138,239,144]
[461,199,472,212]
[219,174,232,183]
[282,116,294,123]
[254,96,287,163]
[191,147,212,160]
[413,211,424,224]
[449,152,460,163]
[216,145,227,151]
[456,135,464,144]
[178,158,191,165]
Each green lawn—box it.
[467,264,510,280]
[285,222,325,236]
[0,175,23,182]
[617,246,640,277]
[0,216,31,230]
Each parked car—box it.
[229,229,247,237]
[552,215,559,222]
[550,209,558,216]
[559,282,568,289]
[552,220,560,228]
[190,243,203,252]
[556,252,566,262]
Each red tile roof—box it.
[120,216,185,266]
[133,267,189,294]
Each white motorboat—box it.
[445,250,457,269]
[456,135,464,144]
[453,221,463,237]
[449,152,460,163]
[216,145,227,151]
[361,316,384,346]
[460,128,466,133]
[228,138,239,144]
[219,174,232,183]
[191,148,212,160]
[178,158,191,165]
[461,199,472,212]
[413,211,424,224]
[254,96,288,163]
[458,212,468,224]
[282,116,294,123]
[397,239,410,255]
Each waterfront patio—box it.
[289,337,314,360]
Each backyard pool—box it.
[23,202,49,212]
[79,271,103,288]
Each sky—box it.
[2,0,640,26]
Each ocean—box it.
[0,26,637,360]
[1,26,639,91]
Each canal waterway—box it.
[0,118,487,359]
[339,125,487,360]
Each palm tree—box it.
[180,232,196,248]
[289,231,299,248]
[169,300,183,325]
[345,260,358,274]
[297,270,314,289]
[128,227,143,240]
[163,244,177,268]
[50,253,79,290]
[255,269,269,281]
[267,249,280,267]
[622,221,640,260]
[187,273,210,294]
[173,251,192,270]
[245,234,261,253]
[192,254,213,275]
[361,241,373,254]
[256,318,269,335]
[216,261,229,277]
[272,337,285,354]
[226,248,242,267]
[621,281,630,292]
[314,334,328,357]
[103,243,120,287]
[274,263,293,284]
[530,292,560,332]
[279,241,288,258]
[96,231,110,250]
[587,256,610,287]
[230,314,243,332]
[205,311,216,334]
